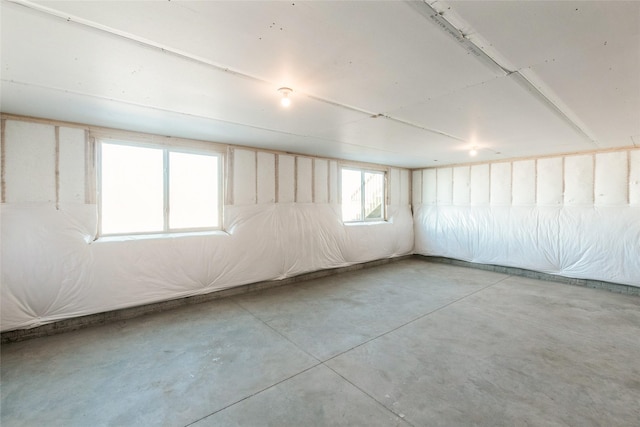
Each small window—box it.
[341,167,386,222]
[99,140,222,236]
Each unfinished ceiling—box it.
[1,0,638,168]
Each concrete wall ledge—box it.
[1,255,412,344]
[416,255,640,297]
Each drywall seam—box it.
[55,126,60,210]
[5,2,459,145]
[1,119,5,203]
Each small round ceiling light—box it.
[469,146,478,156]
[278,87,292,107]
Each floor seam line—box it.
[186,274,511,426]
[231,299,323,363]
[323,276,510,363]
[183,362,323,427]
[321,362,417,427]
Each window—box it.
[99,140,222,235]
[341,167,386,222]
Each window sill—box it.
[95,230,229,243]
[344,220,389,226]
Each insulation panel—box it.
[564,154,593,206]
[232,149,256,205]
[278,155,295,203]
[257,152,275,204]
[4,120,56,203]
[595,151,628,206]
[58,127,86,204]
[296,157,312,203]
[470,164,489,206]
[452,166,470,206]
[512,160,536,206]
[490,162,511,206]
[537,157,563,206]
[313,158,328,204]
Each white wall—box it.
[413,149,640,287]
[0,118,413,331]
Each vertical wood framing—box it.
[311,158,316,203]
[85,132,96,204]
[294,156,298,203]
[254,151,258,204]
[163,149,170,230]
[1,119,6,203]
[226,147,234,205]
[55,126,60,209]
[274,154,280,203]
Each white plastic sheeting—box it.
[414,149,640,287]
[0,119,413,331]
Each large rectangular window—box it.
[341,167,385,222]
[99,140,222,236]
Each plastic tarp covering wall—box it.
[0,120,414,331]
[413,149,640,287]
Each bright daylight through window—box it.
[341,168,385,222]
[100,141,221,235]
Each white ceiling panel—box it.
[1,0,638,168]
[438,0,640,70]
[390,74,596,158]
[528,36,640,145]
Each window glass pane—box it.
[169,152,219,229]
[101,143,164,234]
[364,172,384,220]
[342,169,362,222]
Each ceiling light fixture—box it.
[278,87,292,107]
[469,146,478,156]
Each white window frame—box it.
[97,138,224,237]
[340,166,387,223]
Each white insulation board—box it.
[296,157,312,203]
[257,152,275,204]
[1,120,415,331]
[413,148,640,287]
[233,149,256,205]
[4,120,56,203]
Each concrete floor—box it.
[1,259,639,426]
